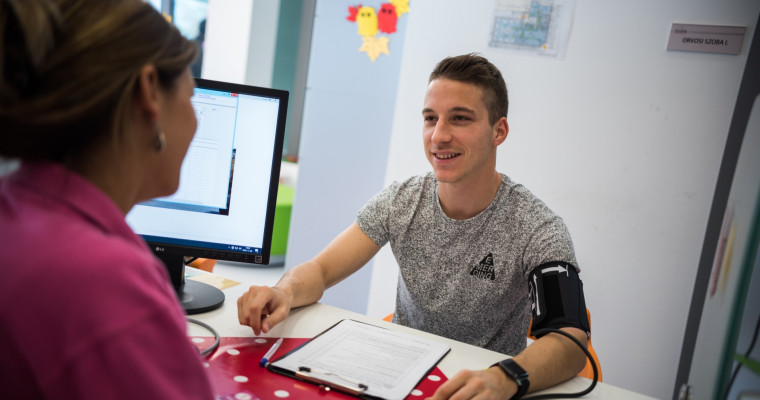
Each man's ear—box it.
[493,117,509,146]
[134,64,161,124]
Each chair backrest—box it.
[385,310,602,381]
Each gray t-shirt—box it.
[357,172,578,355]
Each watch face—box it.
[501,359,528,378]
[500,359,529,382]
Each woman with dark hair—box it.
[0,0,214,398]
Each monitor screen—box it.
[127,78,288,314]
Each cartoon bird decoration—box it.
[346,2,409,62]
[356,6,378,37]
[377,3,397,34]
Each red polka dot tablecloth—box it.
[191,337,448,400]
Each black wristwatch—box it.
[492,359,530,400]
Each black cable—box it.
[187,317,220,357]
[520,328,598,400]
[184,257,199,265]
[723,311,760,399]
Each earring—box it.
[153,130,166,152]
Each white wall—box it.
[244,0,280,87]
[285,0,409,313]
[366,1,759,399]
[203,0,279,86]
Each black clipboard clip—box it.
[296,366,369,396]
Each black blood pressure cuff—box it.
[528,262,590,338]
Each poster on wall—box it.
[488,0,575,59]
[346,0,410,62]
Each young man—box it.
[238,54,590,399]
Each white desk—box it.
[188,276,654,400]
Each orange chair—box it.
[188,257,217,272]
[383,310,602,381]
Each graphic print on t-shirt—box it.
[470,253,496,280]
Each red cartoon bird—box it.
[378,3,397,34]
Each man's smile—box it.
[433,152,461,160]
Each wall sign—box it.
[667,23,746,55]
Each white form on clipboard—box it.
[267,319,451,400]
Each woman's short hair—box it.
[0,0,198,161]
[429,53,508,126]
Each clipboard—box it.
[266,319,451,400]
[193,336,448,399]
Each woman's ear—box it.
[134,64,161,124]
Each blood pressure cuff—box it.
[528,262,590,338]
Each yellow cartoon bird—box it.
[356,6,378,37]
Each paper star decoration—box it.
[359,35,390,62]
[389,0,409,17]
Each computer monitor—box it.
[126,78,288,314]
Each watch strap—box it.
[492,359,530,400]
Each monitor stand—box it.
[155,253,225,315]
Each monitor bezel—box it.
[143,78,289,267]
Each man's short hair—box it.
[429,53,508,126]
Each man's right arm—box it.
[237,221,381,335]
